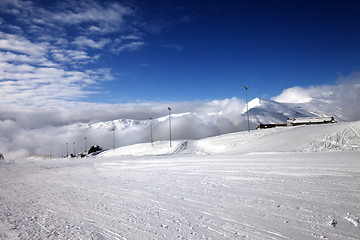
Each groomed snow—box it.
[1,121,359,239]
[101,121,360,156]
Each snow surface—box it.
[102,121,360,156]
[1,121,360,239]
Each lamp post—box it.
[168,107,172,147]
[112,126,116,150]
[66,143,68,157]
[73,142,76,156]
[149,118,153,146]
[84,137,87,153]
[243,85,250,132]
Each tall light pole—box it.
[84,137,87,153]
[66,143,68,157]
[112,126,116,150]
[243,85,250,132]
[168,107,172,147]
[73,142,76,156]
[149,118,153,146]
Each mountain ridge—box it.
[89,97,339,132]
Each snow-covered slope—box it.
[198,120,360,154]
[101,121,360,157]
[1,121,359,239]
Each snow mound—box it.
[100,121,360,157]
[173,141,209,155]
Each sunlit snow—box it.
[1,121,359,239]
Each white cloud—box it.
[112,41,145,53]
[272,86,314,103]
[121,35,141,40]
[0,0,33,16]
[72,36,110,49]
[0,32,47,57]
[51,2,133,34]
[0,51,55,66]
[50,49,92,63]
[0,60,107,107]
[0,0,149,111]
[0,98,248,159]
[272,73,360,121]
[272,84,339,104]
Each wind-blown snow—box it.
[1,121,359,239]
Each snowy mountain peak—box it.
[248,97,262,110]
[245,98,281,112]
[89,119,148,130]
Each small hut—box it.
[88,145,104,155]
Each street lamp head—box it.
[168,107,171,111]
[243,85,248,90]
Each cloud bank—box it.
[1,77,360,160]
[272,73,360,121]
[2,75,360,161]
[0,98,247,160]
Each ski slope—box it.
[0,121,359,239]
[101,121,360,156]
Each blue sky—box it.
[0,0,360,106]
[98,0,360,102]
[1,0,360,159]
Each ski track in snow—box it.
[1,153,359,239]
[0,122,360,239]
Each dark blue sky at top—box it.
[95,0,360,103]
[2,0,360,103]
